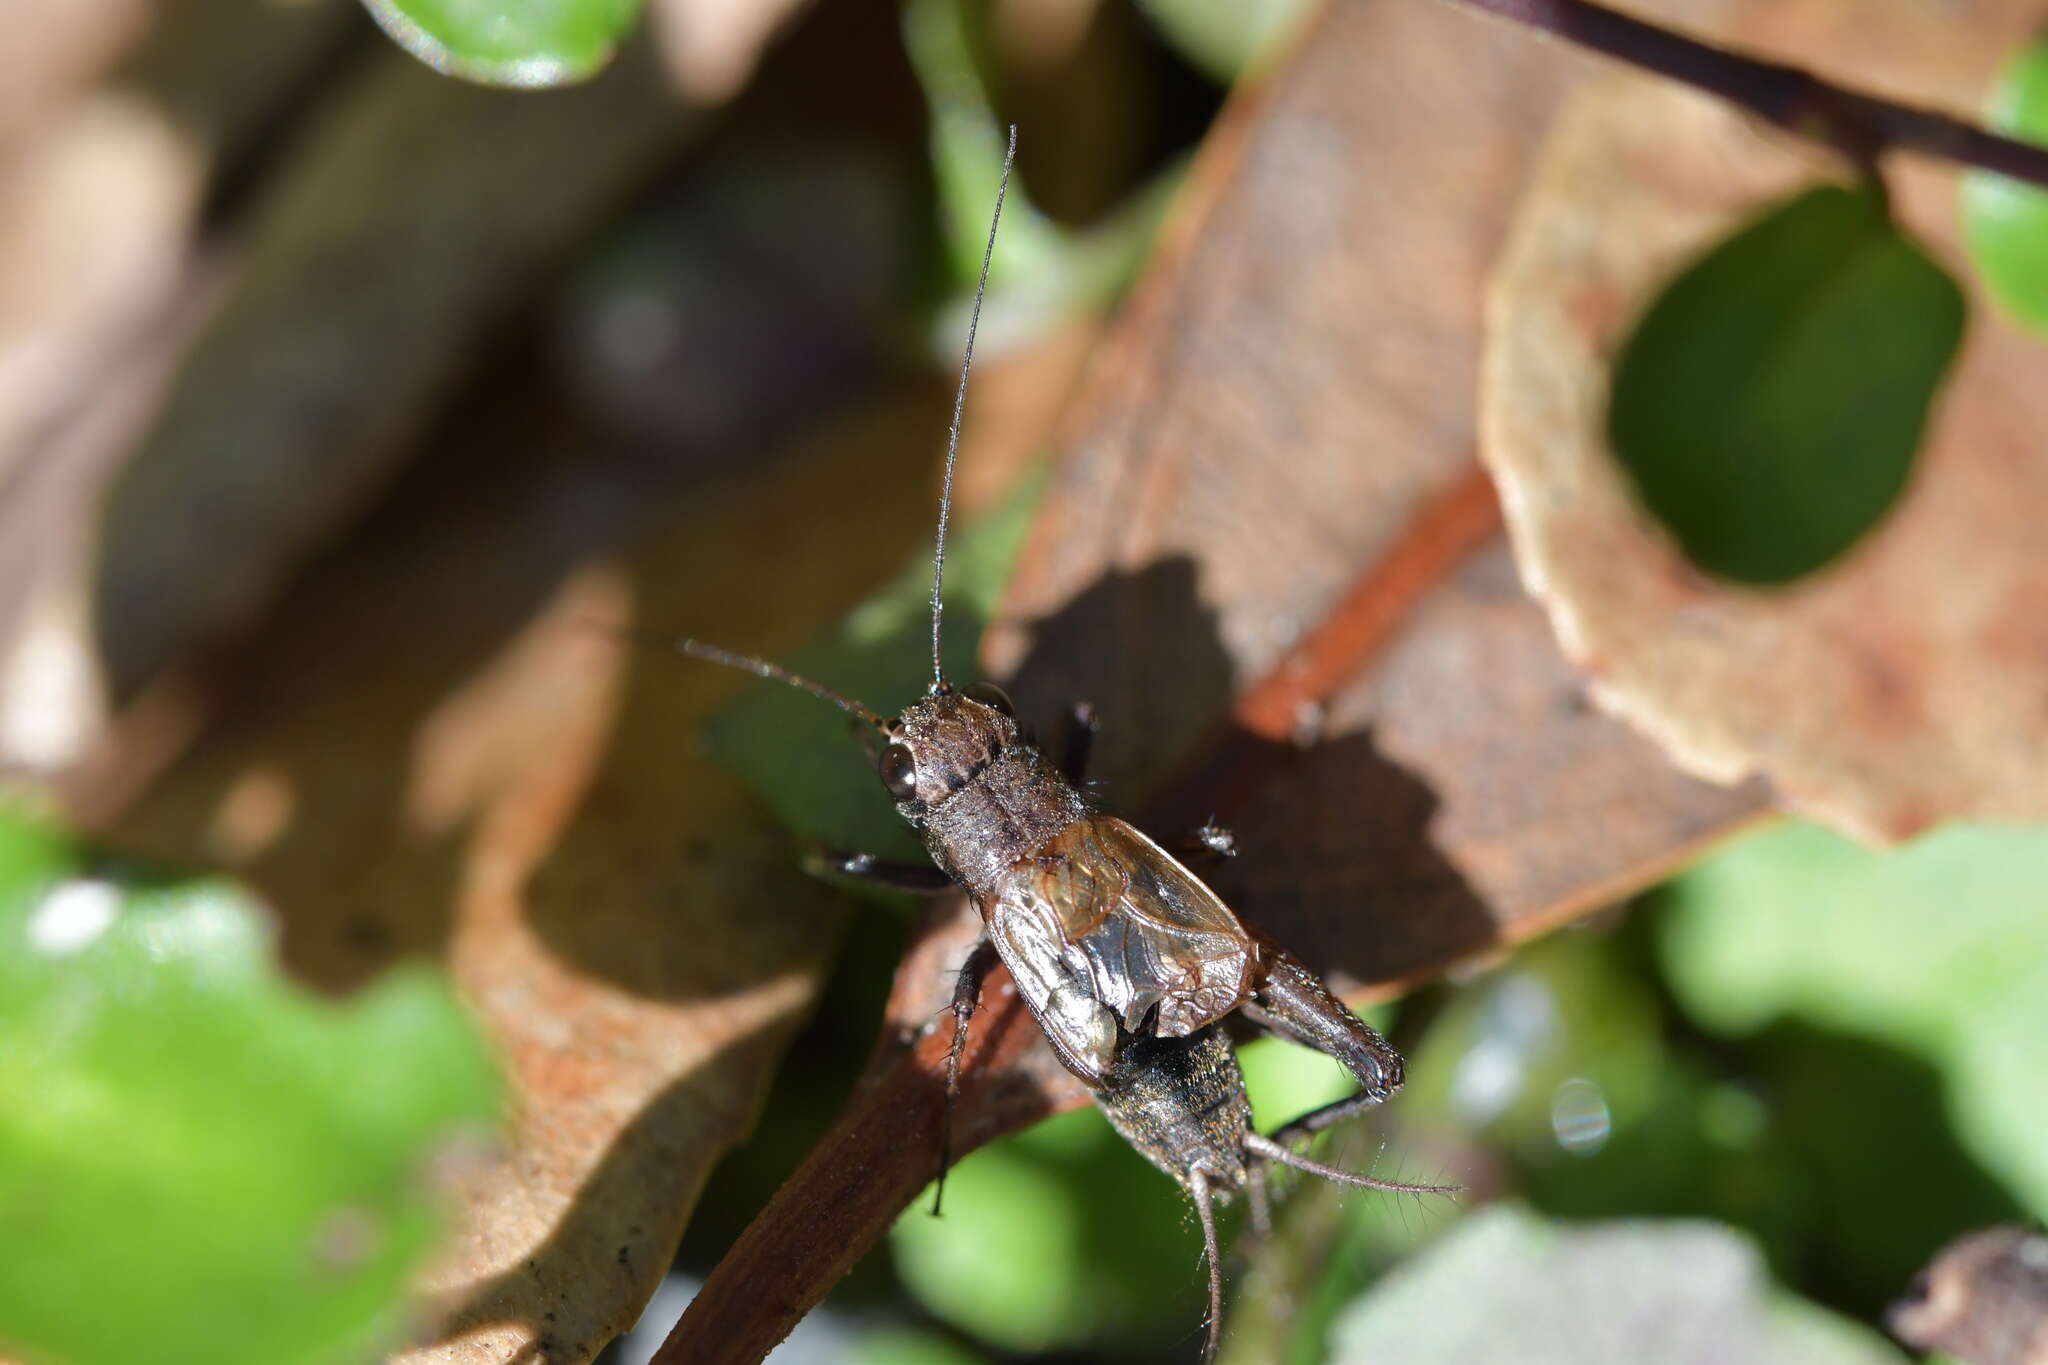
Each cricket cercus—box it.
[674,128,1453,1362]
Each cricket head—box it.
[877,682,1020,823]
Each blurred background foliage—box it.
[3,0,2046,1362]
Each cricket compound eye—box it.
[961,681,1015,717]
[879,743,920,800]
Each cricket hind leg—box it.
[1244,1132,1459,1198]
[1241,1126,1460,1241]
[931,936,1000,1215]
[1242,946,1404,1103]
[1239,947,1411,1230]
[1190,1168,1226,1365]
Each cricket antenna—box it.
[657,633,886,729]
[929,123,1017,693]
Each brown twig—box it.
[650,916,1077,1365]
[1445,0,2048,188]
[1144,466,1503,838]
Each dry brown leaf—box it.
[1,4,815,790]
[0,92,204,768]
[90,41,701,709]
[1482,0,2048,843]
[645,0,815,102]
[0,0,370,775]
[988,0,1765,989]
[0,0,150,150]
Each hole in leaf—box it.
[1606,183,1964,585]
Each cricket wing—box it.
[988,817,1255,1084]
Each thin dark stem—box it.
[1447,0,2048,189]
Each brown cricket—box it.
[674,127,1452,1362]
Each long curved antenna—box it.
[587,620,887,727]
[929,124,1018,692]
[670,638,886,728]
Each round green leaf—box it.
[1655,820,2048,1216]
[0,814,503,1365]
[360,0,640,88]
[1963,37,2048,334]
[1606,184,1965,584]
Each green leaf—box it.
[1606,184,1965,584]
[1655,820,2048,1216]
[359,0,640,88]
[1963,37,2048,334]
[1328,1207,1906,1364]
[0,807,503,1365]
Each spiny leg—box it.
[1245,1160,1274,1241]
[1243,946,1404,1101]
[932,937,999,1215]
[1244,1132,1460,1197]
[1266,1090,1395,1153]
[1190,1168,1225,1365]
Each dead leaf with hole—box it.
[1482,0,2048,844]
[988,0,1766,993]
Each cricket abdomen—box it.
[1096,1027,1251,1196]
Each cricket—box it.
[674,128,1454,1363]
